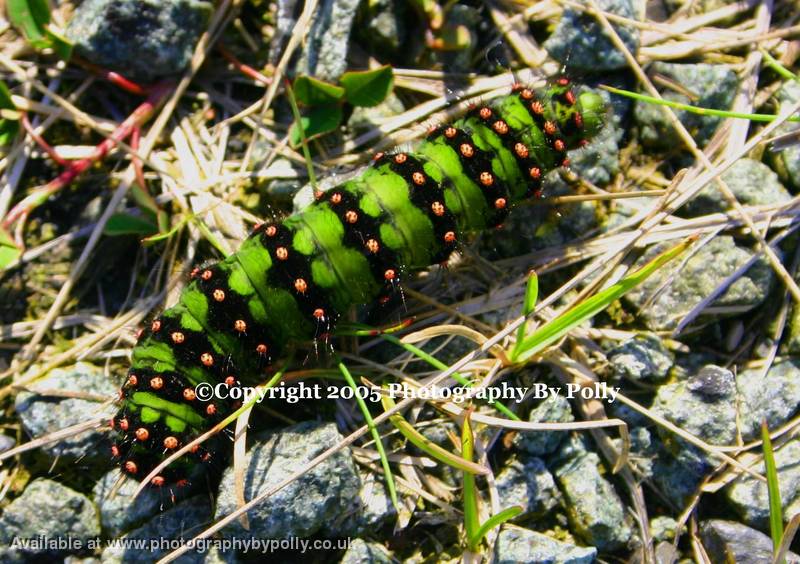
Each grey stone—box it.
[623,236,773,331]
[700,519,800,564]
[771,81,800,191]
[608,333,674,383]
[339,539,393,564]
[294,0,361,81]
[101,496,213,563]
[544,0,639,72]
[356,0,406,57]
[635,63,738,148]
[726,439,800,530]
[66,0,212,81]
[0,433,14,454]
[650,442,713,507]
[736,359,800,441]
[215,421,361,538]
[495,456,559,518]
[553,451,632,551]
[513,394,575,456]
[15,362,118,459]
[652,365,737,445]
[347,92,405,134]
[92,469,175,537]
[683,158,791,217]
[492,526,597,564]
[0,479,101,556]
[338,471,396,536]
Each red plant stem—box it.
[20,112,68,166]
[2,84,171,230]
[217,43,273,86]
[75,58,149,95]
[131,125,147,192]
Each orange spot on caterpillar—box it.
[128,374,138,387]
[330,192,342,204]
[190,444,200,453]
[200,353,214,367]
[171,331,185,344]
[151,320,161,332]
[150,377,164,390]
[366,239,380,253]
[345,210,358,224]
[431,201,445,216]
[495,198,507,210]
[201,269,213,281]
[529,167,541,179]
[514,143,529,158]
[384,269,397,281]
[459,143,474,158]
[190,267,200,278]
[313,308,325,319]
[574,113,584,128]
[151,476,165,487]
[206,404,217,416]
[234,319,247,332]
[444,127,457,138]
[118,418,129,431]
[256,343,268,354]
[492,120,509,135]
[183,388,196,400]
[135,427,149,441]
[554,139,566,152]
[225,376,236,386]
[265,225,277,237]
[544,121,557,135]
[444,231,456,243]
[294,278,308,293]
[111,445,120,457]
[275,247,289,260]
[479,107,492,120]
[394,153,407,164]
[479,172,494,186]
[124,460,137,474]
[520,89,534,100]
[412,171,426,186]
[557,77,570,86]
[212,289,225,302]
[564,90,576,105]
[373,151,384,162]
[530,101,544,114]
[561,157,571,167]
[176,479,189,487]
[164,436,178,449]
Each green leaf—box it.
[103,213,158,236]
[762,420,784,559]
[0,81,20,146]
[0,227,22,270]
[289,104,342,147]
[340,66,394,108]
[293,76,345,106]
[7,0,72,58]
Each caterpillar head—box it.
[576,91,606,140]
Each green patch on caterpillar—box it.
[110,77,607,488]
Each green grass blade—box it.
[472,506,523,546]
[760,48,799,82]
[512,270,538,361]
[285,79,317,188]
[338,361,399,510]
[513,237,694,363]
[461,410,481,551]
[762,419,784,559]
[380,392,488,475]
[602,85,800,124]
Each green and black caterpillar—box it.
[110,78,606,487]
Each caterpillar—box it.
[110,78,606,487]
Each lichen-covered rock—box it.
[0,433,14,454]
[682,158,791,217]
[650,516,679,542]
[92,469,177,537]
[100,496,213,563]
[607,333,674,383]
[15,362,118,459]
[0,479,101,558]
[347,92,405,134]
[492,526,597,564]
[700,519,800,564]
[544,0,639,71]
[623,236,772,331]
[513,394,575,457]
[552,451,632,551]
[736,359,800,441]
[340,539,393,564]
[726,439,800,530]
[634,63,738,148]
[770,80,800,190]
[495,456,559,518]
[294,0,361,81]
[338,471,396,536]
[653,365,737,446]
[215,421,361,539]
[650,442,712,507]
[66,0,212,81]
[355,0,407,57]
